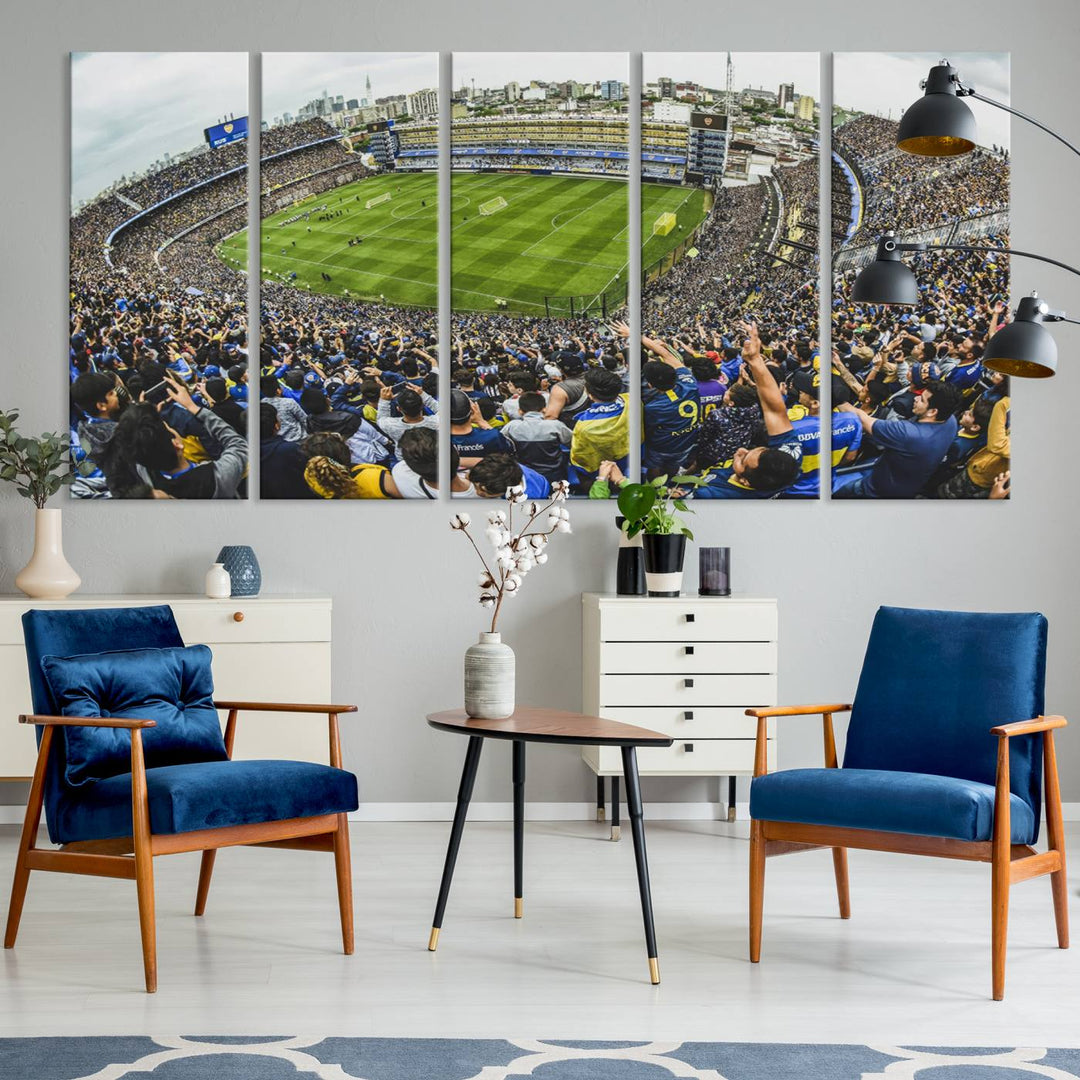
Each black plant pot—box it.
[642,533,687,597]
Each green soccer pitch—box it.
[217,172,709,315]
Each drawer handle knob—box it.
[685,613,695,623]
[684,711,694,721]
[684,678,694,689]
[684,743,694,752]
[685,645,695,655]
[233,611,245,623]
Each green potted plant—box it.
[617,475,703,596]
[0,409,79,598]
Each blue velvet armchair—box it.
[4,605,360,993]
[747,606,1068,1000]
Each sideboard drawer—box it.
[600,673,776,708]
[598,705,773,741]
[172,601,331,646]
[600,641,776,675]
[590,738,772,775]
[598,601,777,643]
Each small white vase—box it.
[15,508,81,600]
[204,562,231,599]
[464,631,515,719]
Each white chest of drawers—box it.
[0,594,333,782]
[581,593,778,820]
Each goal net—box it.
[479,195,508,216]
[652,212,677,237]
[365,191,392,209]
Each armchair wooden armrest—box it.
[745,704,852,777]
[19,713,157,729]
[990,715,1067,738]
[745,703,852,719]
[213,702,357,768]
[213,701,358,714]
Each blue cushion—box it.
[51,759,360,843]
[23,605,186,846]
[40,645,228,787]
[750,768,1037,844]
[843,607,1046,839]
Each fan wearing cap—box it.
[693,323,802,500]
[449,389,510,471]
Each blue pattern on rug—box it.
[0,1037,1076,1080]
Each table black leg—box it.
[621,745,659,984]
[610,776,621,842]
[513,740,525,919]
[728,775,738,823]
[429,735,484,951]
[596,775,606,823]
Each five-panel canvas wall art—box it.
[68,51,1010,502]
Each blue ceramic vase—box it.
[216,546,261,597]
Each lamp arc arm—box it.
[911,243,1080,281]
[968,91,1080,161]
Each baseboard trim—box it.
[3,801,1080,826]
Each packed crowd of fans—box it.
[455,153,630,177]
[828,111,1012,499]
[68,118,370,499]
[834,114,1009,246]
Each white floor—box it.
[1,819,1077,1047]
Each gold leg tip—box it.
[610,826,621,842]
[648,957,660,984]
[514,898,523,919]
[427,928,440,951]
[596,809,606,822]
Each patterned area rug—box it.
[3,1038,1080,1079]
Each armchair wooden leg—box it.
[832,847,851,919]
[131,732,157,993]
[991,737,1011,1001]
[1044,731,1070,950]
[749,819,765,963]
[333,813,354,955]
[194,850,216,916]
[5,726,52,950]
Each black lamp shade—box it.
[851,256,919,305]
[983,319,1058,379]
[897,63,978,157]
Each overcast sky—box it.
[644,52,819,101]
[834,52,1010,149]
[453,53,627,91]
[262,52,438,121]
[71,52,247,206]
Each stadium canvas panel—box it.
[450,52,631,500]
[831,53,1011,500]
[246,52,440,499]
[70,52,251,500]
[641,53,821,500]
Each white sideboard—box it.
[582,593,778,827]
[0,594,334,781]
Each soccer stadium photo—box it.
[449,52,632,499]
[641,52,821,499]
[69,52,251,499]
[228,52,441,499]
[831,53,1011,499]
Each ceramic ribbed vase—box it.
[464,631,515,719]
[15,508,81,599]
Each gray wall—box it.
[2,0,1078,807]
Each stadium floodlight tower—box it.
[886,60,1080,377]
[851,232,1080,378]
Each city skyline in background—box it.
[453,52,628,95]
[71,52,247,206]
[643,52,819,103]
[262,52,437,126]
